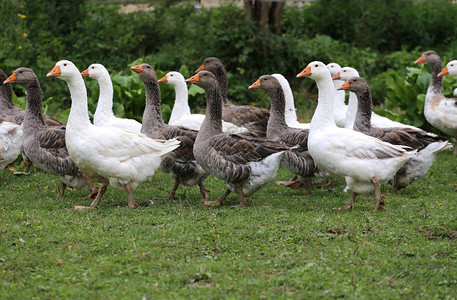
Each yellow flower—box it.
[20,4,24,8]
[23,33,27,38]
[18,46,22,50]
[17,13,26,19]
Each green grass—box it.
[1,151,457,299]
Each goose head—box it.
[297,61,331,81]
[186,70,217,90]
[158,71,185,85]
[326,63,342,77]
[248,75,280,92]
[47,60,81,81]
[338,76,368,93]
[81,63,109,80]
[195,57,222,73]
[332,67,360,81]
[4,67,37,87]
[415,50,440,65]
[438,60,457,77]
[130,63,157,82]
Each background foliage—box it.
[1,0,457,125]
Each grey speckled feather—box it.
[192,70,287,199]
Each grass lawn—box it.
[1,150,457,299]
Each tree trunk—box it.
[244,0,285,35]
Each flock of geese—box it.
[0,50,456,211]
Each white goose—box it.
[438,59,457,97]
[47,60,180,209]
[415,51,457,155]
[326,63,347,127]
[297,61,415,211]
[0,121,23,171]
[271,74,310,129]
[81,63,142,132]
[333,67,424,131]
[159,71,248,134]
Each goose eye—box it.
[170,74,173,77]
[315,64,318,67]
[91,66,95,69]
[63,63,67,66]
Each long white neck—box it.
[272,74,298,126]
[311,75,337,129]
[66,75,91,132]
[344,91,358,129]
[93,73,114,126]
[168,80,191,124]
[332,79,346,111]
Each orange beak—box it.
[46,65,61,77]
[186,74,199,84]
[415,55,425,64]
[338,81,350,91]
[130,65,143,74]
[437,67,449,77]
[81,68,89,77]
[195,63,205,73]
[158,75,168,83]
[297,66,311,78]
[3,72,17,84]
[332,72,341,80]
[248,80,261,90]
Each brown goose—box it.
[186,71,287,207]
[196,57,269,137]
[131,63,210,201]
[248,75,329,195]
[339,76,451,193]
[415,50,457,155]
[4,68,97,198]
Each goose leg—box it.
[73,184,107,210]
[168,180,180,200]
[391,175,399,195]
[333,192,357,210]
[82,173,98,199]
[198,183,210,202]
[275,180,304,189]
[126,183,138,209]
[57,182,67,199]
[204,188,231,206]
[305,180,313,196]
[24,160,32,173]
[234,186,248,207]
[372,176,386,211]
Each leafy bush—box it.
[2,0,457,128]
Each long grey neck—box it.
[23,78,46,133]
[428,58,443,95]
[198,84,223,141]
[266,85,288,141]
[212,66,230,106]
[141,78,166,134]
[0,78,14,110]
[353,87,373,132]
